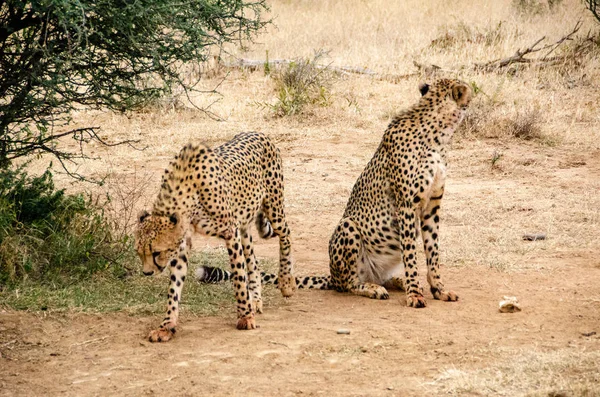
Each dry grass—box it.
[430,347,600,396]
[459,96,550,143]
[235,0,595,70]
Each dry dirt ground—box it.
[2,128,600,396]
[2,1,600,395]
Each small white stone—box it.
[499,296,522,313]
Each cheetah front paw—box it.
[236,315,257,330]
[148,326,176,342]
[406,293,427,308]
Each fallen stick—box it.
[70,335,110,347]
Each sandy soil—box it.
[2,128,600,396]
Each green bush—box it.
[0,167,134,286]
[1,0,270,172]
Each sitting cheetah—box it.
[197,79,472,308]
[135,132,296,342]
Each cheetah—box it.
[197,79,472,308]
[135,132,296,342]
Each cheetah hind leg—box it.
[383,277,425,294]
[329,218,389,300]
[350,283,390,300]
[261,206,296,298]
[384,276,405,291]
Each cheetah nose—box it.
[143,270,154,276]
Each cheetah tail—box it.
[195,265,331,290]
[255,210,276,239]
[195,266,232,283]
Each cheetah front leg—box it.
[225,228,256,330]
[241,228,263,314]
[399,203,427,308]
[421,188,458,302]
[148,240,188,342]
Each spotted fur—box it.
[196,79,471,308]
[135,132,296,342]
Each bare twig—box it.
[412,61,459,77]
[269,340,291,349]
[585,0,600,23]
[70,336,110,347]
[224,56,419,85]
[1,339,17,348]
[473,21,582,71]
[542,21,582,59]
[224,56,380,77]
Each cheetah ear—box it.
[452,83,472,107]
[138,210,150,223]
[419,83,430,96]
[169,212,180,226]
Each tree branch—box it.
[472,21,582,72]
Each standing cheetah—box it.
[198,79,472,308]
[135,132,296,342]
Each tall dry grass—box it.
[236,0,594,71]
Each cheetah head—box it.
[135,211,185,276]
[418,78,473,109]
